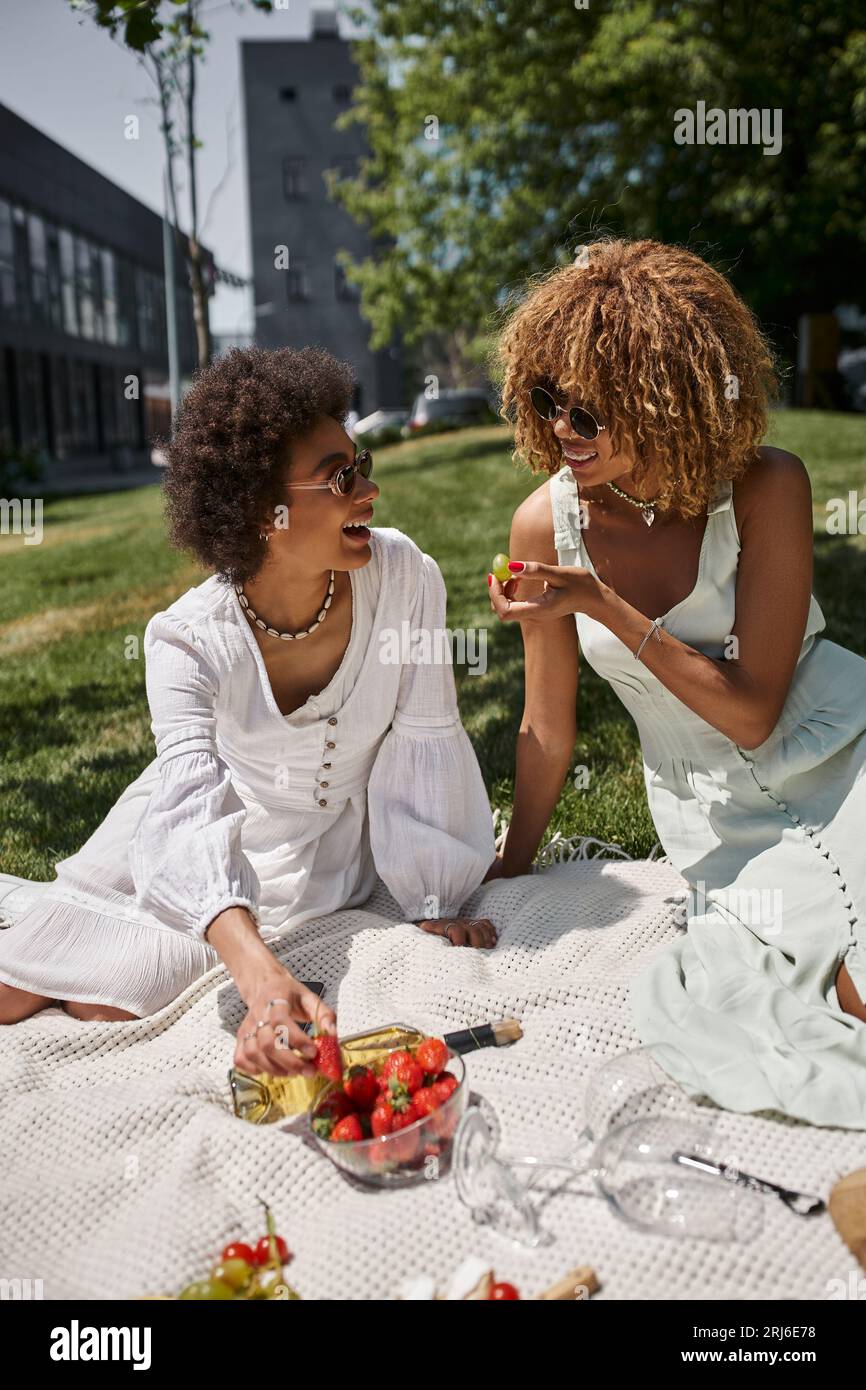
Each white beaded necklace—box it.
[235,571,336,641]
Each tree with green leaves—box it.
[69,0,273,367]
[335,0,866,381]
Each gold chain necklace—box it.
[606,479,661,527]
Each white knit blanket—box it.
[0,847,859,1301]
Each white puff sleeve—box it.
[128,612,260,939]
[367,550,496,922]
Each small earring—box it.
[259,531,270,542]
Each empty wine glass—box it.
[454,1042,825,1248]
[582,1042,710,1141]
[453,1102,764,1248]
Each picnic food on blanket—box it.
[398,1256,600,1301]
[309,1032,468,1184]
[491,552,511,583]
[829,1168,866,1271]
[229,1017,522,1124]
[175,1203,300,1301]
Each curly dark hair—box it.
[162,345,355,583]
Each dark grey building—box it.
[241,12,403,417]
[0,102,203,481]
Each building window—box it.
[115,255,136,349]
[11,205,29,321]
[101,248,118,346]
[0,198,15,313]
[45,223,63,332]
[334,260,359,302]
[27,213,49,324]
[286,262,312,302]
[58,229,78,336]
[135,266,165,355]
[282,157,307,200]
[15,350,48,452]
[76,235,96,339]
[69,357,99,451]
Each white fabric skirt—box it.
[0,759,379,1017]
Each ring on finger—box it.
[265,997,292,1012]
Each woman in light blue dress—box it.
[485,238,866,1130]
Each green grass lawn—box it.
[1,410,865,878]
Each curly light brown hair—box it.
[497,239,778,518]
[162,345,355,584]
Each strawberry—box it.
[411,1086,440,1118]
[391,1100,419,1132]
[430,1073,459,1105]
[313,1033,342,1085]
[369,1140,394,1170]
[310,1090,354,1139]
[344,1065,379,1113]
[416,1037,449,1075]
[371,1101,394,1137]
[389,1101,421,1164]
[331,1114,363,1143]
[380,1051,424,1095]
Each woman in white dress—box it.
[0,347,497,1076]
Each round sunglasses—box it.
[285,448,374,498]
[529,386,606,441]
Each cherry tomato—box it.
[221,1242,256,1265]
[253,1233,290,1266]
[490,1281,521,1300]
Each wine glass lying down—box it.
[453,1047,824,1249]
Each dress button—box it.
[326,740,336,750]
[790,813,800,824]
[322,762,332,770]
[319,798,328,807]
[777,802,787,811]
[328,717,338,726]
[320,781,329,788]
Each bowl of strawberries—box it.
[308,1034,467,1187]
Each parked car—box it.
[351,408,410,446]
[838,347,866,412]
[403,389,497,435]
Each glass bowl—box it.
[309,1052,467,1188]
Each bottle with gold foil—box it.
[229,1023,426,1124]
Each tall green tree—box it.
[70,0,273,366]
[336,0,866,375]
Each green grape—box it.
[212,1259,251,1291]
[491,553,511,583]
[201,1278,235,1301]
[178,1281,212,1300]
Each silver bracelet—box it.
[634,616,664,661]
